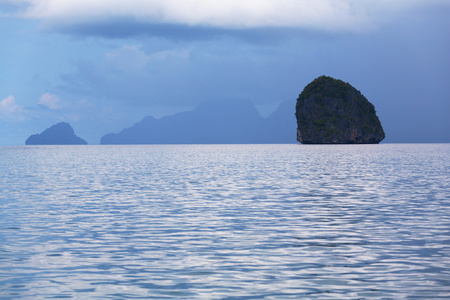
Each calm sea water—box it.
[0,144,449,299]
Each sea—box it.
[0,144,449,299]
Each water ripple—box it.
[0,144,449,299]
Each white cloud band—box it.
[18,0,450,33]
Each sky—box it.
[0,0,449,145]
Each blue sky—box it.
[0,0,449,145]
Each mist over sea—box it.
[1,144,449,299]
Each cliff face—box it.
[295,76,385,144]
[25,122,87,145]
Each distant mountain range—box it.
[101,99,297,144]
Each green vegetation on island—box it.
[295,76,385,144]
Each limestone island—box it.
[295,76,385,144]
[25,122,87,145]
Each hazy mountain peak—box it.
[100,99,297,144]
[25,122,87,145]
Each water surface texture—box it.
[1,144,449,299]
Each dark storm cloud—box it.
[42,18,320,45]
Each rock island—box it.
[25,122,87,145]
[295,76,385,144]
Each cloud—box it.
[0,95,24,120]
[104,44,153,73]
[38,93,62,109]
[57,43,197,108]
[18,0,450,37]
[0,0,29,16]
[76,99,95,109]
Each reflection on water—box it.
[1,144,449,299]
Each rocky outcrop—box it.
[295,76,385,144]
[25,122,87,145]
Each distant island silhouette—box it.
[100,99,297,144]
[25,122,87,145]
